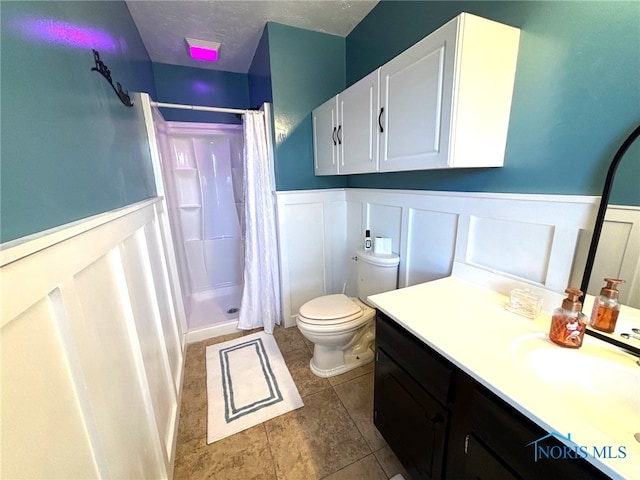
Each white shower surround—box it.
[167,124,244,292]
[149,111,245,339]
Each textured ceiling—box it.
[126,1,379,73]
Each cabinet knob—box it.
[427,412,443,426]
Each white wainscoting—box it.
[276,189,600,326]
[1,198,185,479]
[275,190,347,327]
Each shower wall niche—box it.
[156,120,244,334]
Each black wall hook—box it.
[91,49,133,107]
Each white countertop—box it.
[368,276,640,480]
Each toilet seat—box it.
[297,294,363,326]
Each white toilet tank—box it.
[356,247,400,305]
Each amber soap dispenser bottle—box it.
[549,288,587,348]
[590,278,625,333]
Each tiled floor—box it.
[173,326,411,480]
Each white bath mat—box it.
[206,332,303,444]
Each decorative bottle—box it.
[364,230,372,252]
[590,278,625,333]
[548,288,587,348]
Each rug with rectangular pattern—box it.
[206,332,304,444]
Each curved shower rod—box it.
[150,101,252,115]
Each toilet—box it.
[297,247,400,378]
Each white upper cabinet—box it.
[339,70,380,174]
[313,70,380,175]
[313,12,520,176]
[312,96,339,175]
[379,13,520,172]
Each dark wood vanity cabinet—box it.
[374,311,453,480]
[374,311,610,480]
[375,348,449,479]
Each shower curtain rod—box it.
[150,101,249,115]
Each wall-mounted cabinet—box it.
[313,70,380,175]
[313,12,520,176]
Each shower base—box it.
[185,286,242,344]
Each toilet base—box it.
[309,348,374,378]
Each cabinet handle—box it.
[337,125,342,145]
[464,434,470,454]
[332,126,337,146]
[378,107,384,133]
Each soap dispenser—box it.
[549,288,587,348]
[590,278,625,333]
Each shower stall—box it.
[148,104,247,341]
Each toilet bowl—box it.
[297,294,376,377]
[296,248,400,378]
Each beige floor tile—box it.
[280,347,331,398]
[265,388,371,480]
[334,372,386,452]
[273,325,308,354]
[242,327,264,336]
[176,383,208,444]
[327,360,374,387]
[374,445,411,480]
[173,424,277,480]
[322,454,387,480]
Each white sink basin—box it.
[510,333,640,416]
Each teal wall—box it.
[610,138,640,206]
[152,62,249,124]
[344,1,640,197]
[1,1,157,243]
[248,25,273,108]
[266,23,348,191]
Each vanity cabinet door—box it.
[463,434,521,480]
[374,348,448,480]
[470,387,609,480]
[376,312,454,405]
[312,96,339,175]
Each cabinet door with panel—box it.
[375,349,448,480]
[312,96,339,175]
[379,13,519,172]
[378,16,457,172]
[339,69,380,174]
[463,434,521,480]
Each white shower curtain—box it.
[238,110,282,334]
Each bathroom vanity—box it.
[369,276,640,480]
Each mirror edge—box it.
[581,123,640,356]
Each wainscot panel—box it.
[275,189,599,326]
[0,198,185,478]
